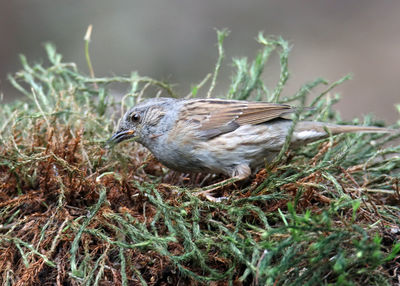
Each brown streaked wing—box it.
[235,103,294,125]
[180,99,295,139]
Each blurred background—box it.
[1,0,399,123]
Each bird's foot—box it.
[193,177,241,201]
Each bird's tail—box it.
[293,121,394,141]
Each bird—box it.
[108,97,391,194]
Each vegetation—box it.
[0,30,399,285]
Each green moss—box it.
[0,31,399,285]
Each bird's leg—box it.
[194,164,251,201]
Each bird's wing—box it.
[180,99,295,139]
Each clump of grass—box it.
[0,31,399,285]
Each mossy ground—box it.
[0,32,399,285]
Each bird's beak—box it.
[107,130,136,146]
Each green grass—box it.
[0,31,399,285]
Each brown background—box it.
[1,0,399,123]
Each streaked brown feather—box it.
[180,99,295,139]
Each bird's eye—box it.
[131,113,140,122]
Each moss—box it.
[0,31,399,285]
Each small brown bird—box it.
[109,97,391,181]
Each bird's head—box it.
[107,97,176,146]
